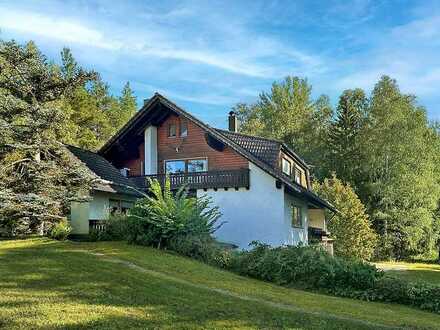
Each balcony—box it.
[129,168,250,191]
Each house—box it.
[68,93,335,250]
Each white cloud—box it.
[0,8,122,50]
[0,7,322,79]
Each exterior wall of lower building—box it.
[70,200,90,234]
[283,193,308,245]
[69,191,137,235]
[197,162,309,249]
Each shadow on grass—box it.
[0,241,378,330]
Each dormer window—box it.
[282,158,291,176]
[168,123,176,137]
[180,120,188,137]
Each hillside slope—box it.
[1,238,439,329]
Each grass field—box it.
[375,261,440,285]
[1,238,440,329]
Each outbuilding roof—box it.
[66,145,141,196]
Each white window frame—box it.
[164,157,208,174]
[180,120,188,137]
[282,158,292,176]
[291,204,302,228]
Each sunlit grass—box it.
[375,261,440,285]
[1,238,440,329]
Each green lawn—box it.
[375,261,440,285]
[1,239,440,330]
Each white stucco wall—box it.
[70,191,137,234]
[70,201,90,234]
[284,193,308,245]
[197,162,309,249]
[89,192,110,220]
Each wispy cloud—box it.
[0,6,321,79]
[0,8,122,50]
[1,0,439,122]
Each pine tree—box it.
[328,89,367,186]
[114,82,137,129]
[0,39,96,235]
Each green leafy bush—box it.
[168,235,235,269]
[49,218,71,240]
[227,242,440,313]
[88,213,129,241]
[231,242,381,291]
[126,178,222,248]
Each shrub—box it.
[231,242,381,291]
[313,176,378,260]
[49,218,71,240]
[229,242,440,313]
[126,178,223,248]
[88,213,129,242]
[168,235,235,269]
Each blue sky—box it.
[1,0,440,128]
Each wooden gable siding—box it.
[157,114,248,173]
[116,114,248,175]
[119,142,144,176]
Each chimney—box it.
[143,98,149,106]
[228,111,239,132]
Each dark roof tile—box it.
[214,129,281,168]
[66,145,140,196]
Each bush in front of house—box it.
[226,242,440,313]
[362,277,440,313]
[126,178,223,249]
[89,212,129,242]
[49,218,71,240]
[168,234,235,269]
[230,241,381,291]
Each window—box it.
[109,199,134,215]
[165,160,186,173]
[187,159,207,172]
[294,168,302,185]
[180,120,188,137]
[121,201,134,214]
[168,123,177,137]
[165,158,208,174]
[291,205,302,228]
[282,158,292,176]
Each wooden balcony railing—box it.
[129,168,250,191]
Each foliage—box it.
[228,242,440,313]
[313,175,377,260]
[233,76,333,178]
[48,218,71,240]
[126,178,223,248]
[359,77,440,259]
[327,89,367,185]
[168,234,235,269]
[235,75,440,259]
[231,242,381,291]
[89,212,129,242]
[59,48,137,151]
[0,39,96,236]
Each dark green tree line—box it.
[236,75,440,259]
